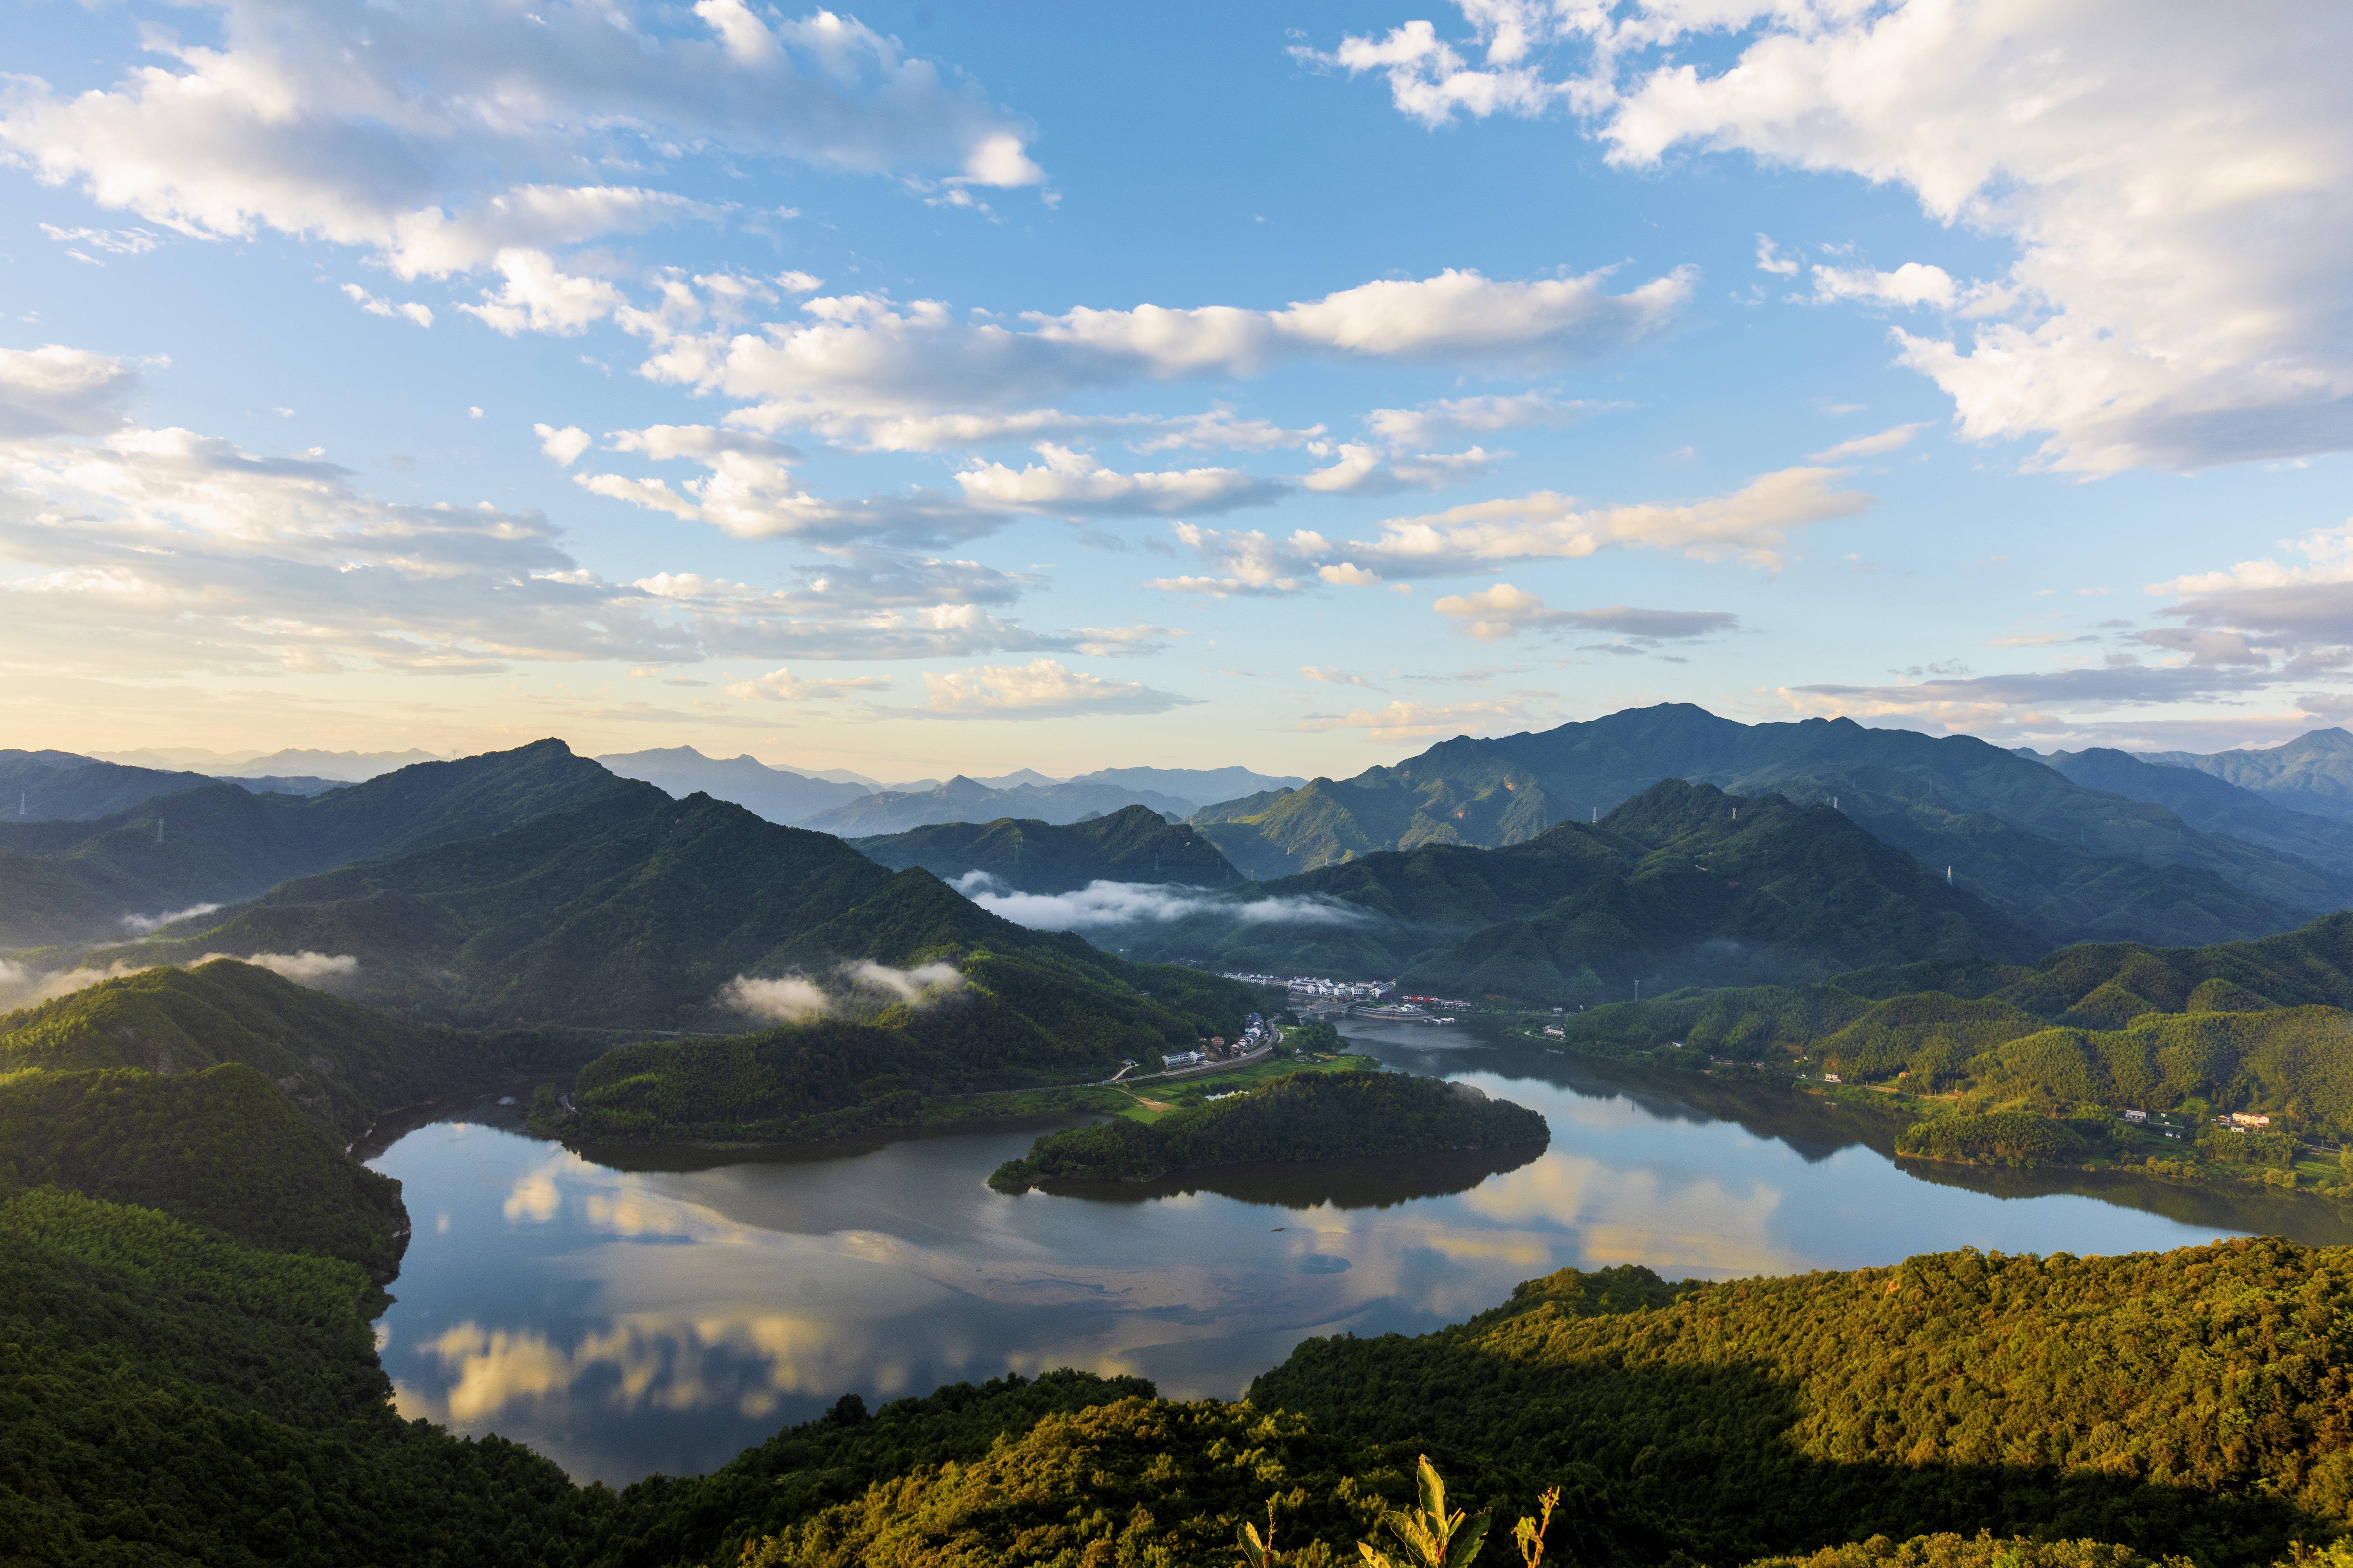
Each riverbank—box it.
[1493,1008,2353,1209]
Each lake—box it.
[367,1019,2353,1485]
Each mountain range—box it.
[1118,780,2042,1004]
[2139,728,2353,823]
[1186,705,2353,948]
[0,740,631,945]
[805,775,1202,834]
[89,771,1248,1031]
[854,804,1242,894]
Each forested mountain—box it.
[1127,781,2043,1003]
[807,774,1197,834]
[596,744,873,824]
[2143,728,2353,823]
[1187,705,2350,948]
[0,739,633,945]
[2030,746,2353,874]
[92,783,1254,1031]
[0,750,222,823]
[0,959,604,1137]
[1562,907,2353,1123]
[1249,1241,2353,1568]
[854,803,1242,892]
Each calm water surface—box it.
[368,1020,2353,1484]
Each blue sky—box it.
[3,0,2348,780]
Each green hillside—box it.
[0,1063,408,1275]
[2034,746,2353,876]
[548,946,1256,1143]
[1249,1239,2353,1568]
[2146,728,2353,824]
[853,803,1241,892]
[0,739,632,945]
[988,1069,1549,1190]
[1555,909,2353,1129]
[0,751,220,821]
[1188,705,2345,947]
[0,958,604,1137]
[84,786,1255,1032]
[1129,781,2042,1004]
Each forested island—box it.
[986,1068,1550,1191]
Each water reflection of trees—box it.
[1034,1142,1550,1210]
[1346,1020,2353,1247]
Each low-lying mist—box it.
[951,873,1370,933]
[716,959,966,1026]
[0,950,361,1012]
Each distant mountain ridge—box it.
[596,745,873,825]
[1122,779,2042,1005]
[853,804,1242,893]
[1187,704,2351,949]
[0,739,633,945]
[2140,728,2353,823]
[806,775,1200,835]
[2026,746,2353,876]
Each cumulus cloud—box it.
[1308,0,2353,473]
[341,284,434,328]
[954,444,1287,517]
[1299,441,1502,497]
[954,874,1371,932]
[0,0,1047,280]
[920,657,1193,718]
[578,422,1003,547]
[1432,585,1739,643]
[0,380,1090,681]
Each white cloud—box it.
[578,423,1000,547]
[0,0,1046,279]
[1807,422,1928,462]
[954,443,1287,517]
[1754,234,1799,277]
[1141,524,1324,598]
[0,346,141,438]
[954,875,1371,932]
[655,266,1690,433]
[118,901,223,934]
[1300,441,1502,497]
[1301,665,1373,686]
[40,223,163,257]
[0,384,1080,678]
[533,424,592,467]
[920,657,1191,718]
[1332,466,1872,578]
[1807,263,1958,311]
[840,959,965,1003]
[1431,584,1738,642]
[341,283,434,327]
[718,974,832,1023]
[458,250,627,337]
[196,950,359,986]
[1361,391,1597,449]
[723,667,891,702]
[1316,1,2353,474]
